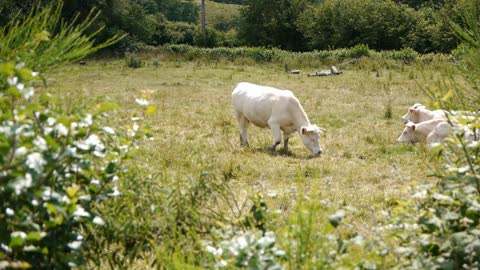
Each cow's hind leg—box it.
[235,112,250,147]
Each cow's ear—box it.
[409,108,419,114]
[301,126,307,135]
[406,122,415,130]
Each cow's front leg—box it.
[268,121,282,151]
[283,133,290,152]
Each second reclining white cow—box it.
[232,82,323,155]
[401,103,446,124]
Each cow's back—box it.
[232,82,294,128]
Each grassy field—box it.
[43,54,446,268]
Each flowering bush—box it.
[0,59,137,269]
[0,2,129,269]
[205,230,286,269]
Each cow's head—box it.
[300,124,323,155]
[397,121,418,143]
[401,103,425,124]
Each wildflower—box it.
[135,98,149,106]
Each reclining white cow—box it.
[401,103,446,124]
[232,82,323,155]
[397,119,450,144]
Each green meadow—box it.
[41,52,448,268]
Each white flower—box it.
[14,146,27,158]
[33,136,48,151]
[131,116,144,121]
[93,216,105,226]
[73,206,90,217]
[6,208,14,216]
[90,179,100,185]
[133,124,139,132]
[23,245,38,252]
[11,231,27,239]
[85,134,100,146]
[15,62,25,69]
[102,126,115,135]
[16,83,24,90]
[206,245,223,257]
[55,123,68,136]
[7,77,18,86]
[21,87,34,99]
[266,191,277,198]
[68,241,82,250]
[108,186,121,197]
[12,173,33,195]
[80,114,93,127]
[62,195,71,204]
[79,195,91,201]
[1,243,12,253]
[32,71,39,77]
[47,117,56,126]
[135,98,149,106]
[26,153,45,173]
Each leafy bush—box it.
[388,112,480,269]
[0,2,130,269]
[298,0,416,51]
[126,54,145,68]
[348,44,371,59]
[205,230,286,269]
[384,1,480,268]
[386,47,418,62]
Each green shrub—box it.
[126,54,145,68]
[348,44,371,59]
[385,1,480,268]
[0,2,130,269]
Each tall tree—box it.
[238,0,311,51]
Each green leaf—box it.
[95,101,119,114]
[0,62,16,76]
[26,232,42,242]
[16,67,34,81]
[33,30,50,41]
[66,184,80,198]
[43,135,59,150]
[9,236,25,249]
[146,105,157,115]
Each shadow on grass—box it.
[238,146,322,160]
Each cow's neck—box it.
[292,103,311,130]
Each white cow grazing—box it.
[401,103,445,124]
[397,119,448,144]
[232,82,323,155]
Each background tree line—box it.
[1,0,478,53]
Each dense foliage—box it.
[0,3,136,269]
[1,0,478,53]
[385,1,480,269]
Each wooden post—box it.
[201,0,206,46]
